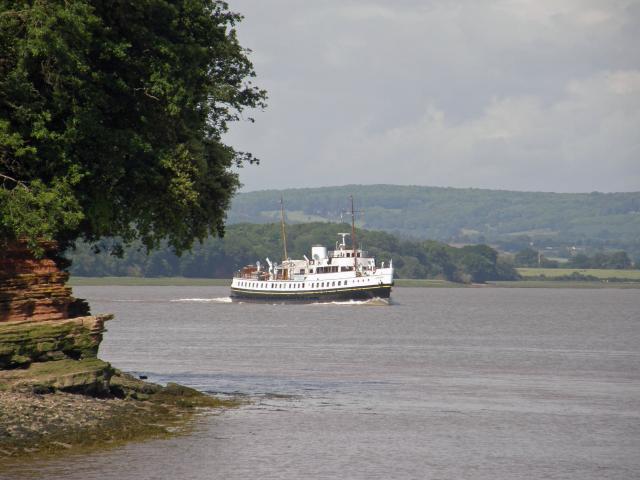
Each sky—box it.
[224,0,640,193]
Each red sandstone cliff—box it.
[0,241,89,323]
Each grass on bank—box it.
[516,268,640,280]
[490,280,640,289]
[69,275,640,288]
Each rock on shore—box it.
[0,317,237,460]
[0,242,237,461]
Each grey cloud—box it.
[226,0,640,192]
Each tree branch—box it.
[0,173,29,190]
[134,88,160,101]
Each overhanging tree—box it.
[0,0,266,255]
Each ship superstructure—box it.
[229,197,393,302]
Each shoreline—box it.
[69,276,640,289]
[0,315,240,463]
[0,368,239,462]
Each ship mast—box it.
[280,195,289,264]
[350,195,357,272]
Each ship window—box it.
[332,281,335,286]
[321,282,324,287]
[338,281,341,286]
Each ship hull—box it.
[230,284,392,303]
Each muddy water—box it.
[3,287,639,479]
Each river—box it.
[3,286,640,479]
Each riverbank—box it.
[0,315,239,462]
[0,366,238,461]
[69,276,640,288]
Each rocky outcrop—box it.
[0,357,114,396]
[0,241,89,323]
[0,315,114,395]
[0,315,112,369]
[0,242,238,461]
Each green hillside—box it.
[228,185,640,254]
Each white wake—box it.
[170,297,233,303]
[311,297,390,306]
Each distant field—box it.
[492,280,640,289]
[517,268,640,280]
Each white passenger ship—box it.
[230,198,394,302]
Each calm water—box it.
[3,287,640,479]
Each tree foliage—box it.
[566,251,633,269]
[0,0,266,253]
[67,222,520,283]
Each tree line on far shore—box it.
[513,248,636,269]
[67,223,519,283]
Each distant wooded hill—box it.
[228,185,640,254]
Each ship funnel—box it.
[311,245,327,260]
